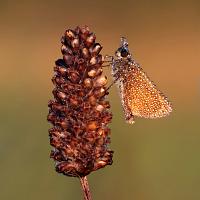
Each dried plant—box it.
[47,26,113,200]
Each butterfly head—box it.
[115,37,131,59]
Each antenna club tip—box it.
[120,37,128,47]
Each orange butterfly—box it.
[110,37,172,123]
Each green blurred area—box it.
[0,0,200,199]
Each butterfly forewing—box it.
[119,64,172,124]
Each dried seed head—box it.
[90,56,97,65]
[63,54,74,65]
[67,70,80,83]
[84,78,93,88]
[71,38,79,48]
[57,91,67,100]
[54,65,67,76]
[82,48,90,58]
[93,87,106,97]
[69,97,79,106]
[61,45,72,55]
[87,121,98,131]
[87,67,102,78]
[88,95,96,105]
[55,59,66,68]
[80,25,90,40]
[86,33,96,47]
[88,69,97,77]
[94,75,107,87]
[48,26,113,177]
[65,29,75,40]
[96,104,104,112]
[90,43,102,56]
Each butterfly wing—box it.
[119,64,172,124]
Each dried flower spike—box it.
[111,37,172,123]
[48,26,113,177]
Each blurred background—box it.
[0,0,200,199]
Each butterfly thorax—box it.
[111,56,139,84]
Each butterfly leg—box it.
[104,55,114,61]
[102,55,113,67]
[124,110,135,124]
[118,83,135,124]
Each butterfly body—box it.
[111,37,172,124]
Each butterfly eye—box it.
[117,46,129,58]
[120,48,129,57]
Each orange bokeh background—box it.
[0,0,200,199]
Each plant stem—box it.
[79,176,92,200]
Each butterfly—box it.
[110,37,172,124]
